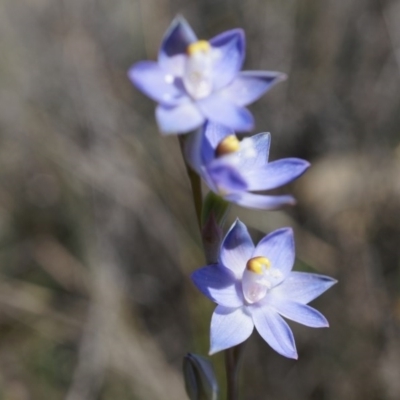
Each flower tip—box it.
[283,348,298,360]
[271,227,295,244]
[127,64,138,84]
[297,161,311,176]
[297,159,311,177]
[231,218,248,233]
[325,277,338,289]
[157,124,186,135]
[208,345,219,356]
[190,270,197,282]
[246,121,255,132]
[234,27,245,42]
[216,27,245,45]
[209,340,238,356]
[173,13,185,21]
[285,226,294,235]
[158,126,177,135]
[235,28,246,55]
[233,119,254,133]
[303,160,311,169]
[127,66,133,79]
[279,73,288,82]
[170,14,190,29]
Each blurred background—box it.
[0,0,400,399]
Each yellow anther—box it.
[187,40,211,55]
[215,135,240,157]
[246,257,271,275]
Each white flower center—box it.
[242,256,283,304]
[184,41,215,99]
[239,137,257,159]
[215,136,257,167]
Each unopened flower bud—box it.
[183,353,218,400]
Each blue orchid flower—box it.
[128,16,286,134]
[191,220,336,358]
[185,122,310,210]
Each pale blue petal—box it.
[270,299,329,328]
[128,61,187,106]
[253,228,295,278]
[234,133,271,170]
[201,169,218,193]
[158,16,197,73]
[220,71,287,106]
[160,54,187,78]
[251,305,298,359]
[156,103,204,134]
[191,265,244,308]
[209,29,245,90]
[242,158,310,191]
[197,95,254,132]
[220,220,254,278]
[272,272,337,304]
[209,305,254,355]
[207,161,248,194]
[203,122,233,149]
[226,192,296,210]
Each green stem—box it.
[186,163,203,229]
[178,136,202,229]
[225,343,246,400]
[178,134,245,399]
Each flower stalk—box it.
[179,135,203,229]
[128,14,337,400]
[225,344,246,400]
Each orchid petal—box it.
[156,103,204,134]
[209,29,245,90]
[234,132,271,170]
[226,192,296,210]
[272,272,337,304]
[128,61,187,106]
[251,305,297,359]
[197,95,254,132]
[221,71,287,106]
[158,16,197,74]
[220,220,254,278]
[243,158,310,191]
[270,299,329,328]
[253,228,295,278]
[207,161,248,194]
[203,122,234,149]
[191,265,243,308]
[209,306,253,355]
